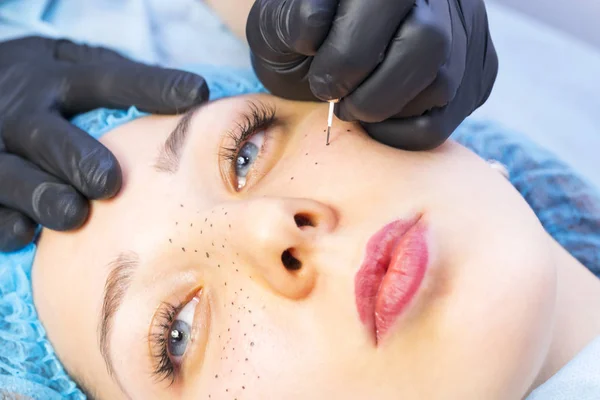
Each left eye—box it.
[168,297,199,361]
[235,130,266,190]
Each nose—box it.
[231,197,337,299]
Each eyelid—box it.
[178,288,212,381]
[218,102,284,193]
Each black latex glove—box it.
[247,0,498,150]
[0,37,209,252]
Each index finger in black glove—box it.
[247,0,416,102]
[247,0,338,101]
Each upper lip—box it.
[354,215,426,344]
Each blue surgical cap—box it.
[0,65,266,399]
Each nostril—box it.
[281,249,302,271]
[294,213,314,228]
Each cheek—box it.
[195,301,297,400]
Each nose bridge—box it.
[230,196,336,300]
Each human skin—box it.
[32,94,600,399]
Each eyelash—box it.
[220,101,277,185]
[149,301,181,385]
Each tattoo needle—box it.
[326,99,339,146]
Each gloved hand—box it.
[0,36,209,252]
[247,0,498,151]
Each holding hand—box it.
[247,0,498,150]
[0,37,209,251]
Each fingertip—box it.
[308,73,340,101]
[78,146,122,199]
[0,212,36,253]
[56,190,89,231]
[32,183,89,231]
[172,72,210,109]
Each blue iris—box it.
[168,320,191,357]
[236,141,260,178]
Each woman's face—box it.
[33,94,556,399]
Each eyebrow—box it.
[98,251,138,383]
[154,104,205,174]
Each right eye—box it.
[235,130,266,190]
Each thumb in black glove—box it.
[0,36,209,252]
[247,0,498,151]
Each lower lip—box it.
[355,218,429,344]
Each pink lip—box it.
[355,217,428,344]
